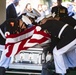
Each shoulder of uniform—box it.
[61,6,67,9]
[52,6,58,9]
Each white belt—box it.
[74,26,76,29]
[58,24,68,39]
[0,28,6,39]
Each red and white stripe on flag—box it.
[5,26,51,57]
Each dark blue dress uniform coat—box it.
[40,20,76,50]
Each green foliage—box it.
[62,0,72,2]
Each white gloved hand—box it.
[46,53,53,62]
[5,32,10,37]
[52,12,56,18]
[36,26,41,31]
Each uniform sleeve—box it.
[65,8,68,16]
[51,7,54,13]
[40,24,47,31]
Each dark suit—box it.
[6,3,17,19]
[51,5,68,18]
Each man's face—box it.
[14,2,19,6]
[57,0,62,6]
[39,18,47,25]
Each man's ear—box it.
[44,29,49,33]
[10,22,14,27]
[40,18,47,25]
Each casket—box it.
[8,44,51,71]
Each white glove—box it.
[46,53,53,62]
[36,26,41,31]
[5,32,10,37]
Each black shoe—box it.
[53,72,66,75]
[0,67,6,75]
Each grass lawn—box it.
[67,70,76,75]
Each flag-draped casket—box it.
[5,26,51,57]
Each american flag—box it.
[5,26,51,57]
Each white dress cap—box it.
[26,12,36,18]
[35,16,45,23]
[22,15,32,25]
[33,8,41,17]
[45,12,52,18]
